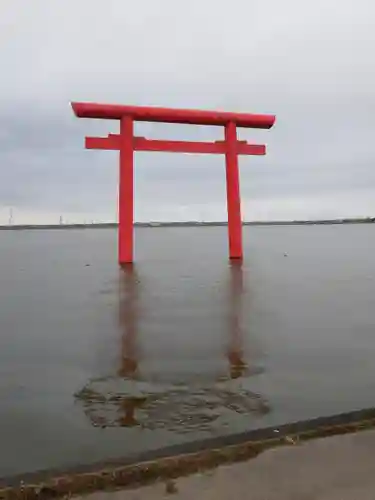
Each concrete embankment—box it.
[81,429,375,500]
[2,407,375,500]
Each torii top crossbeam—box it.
[72,102,275,128]
[71,102,276,265]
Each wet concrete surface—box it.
[77,430,375,500]
[1,224,375,477]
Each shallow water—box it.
[1,224,375,476]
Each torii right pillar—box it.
[225,121,242,259]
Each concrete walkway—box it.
[77,430,375,500]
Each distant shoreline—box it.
[0,218,375,230]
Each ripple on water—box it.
[75,375,270,433]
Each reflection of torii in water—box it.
[115,262,262,427]
[75,263,269,429]
[117,262,247,382]
[118,265,139,379]
[226,260,247,380]
[117,265,143,426]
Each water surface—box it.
[1,224,375,476]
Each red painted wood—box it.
[225,122,243,260]
[237,143,266,155]
[119,116,134,264]
[85,135,266,156]
[72,102,275,263]
[72,102,275,129]
[135,137,223,154]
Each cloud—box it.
[0,0,374,223]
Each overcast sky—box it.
[0,0,374,223]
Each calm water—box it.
[1,225,375,476]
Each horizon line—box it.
[1,217,375,230]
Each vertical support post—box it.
[225,121,243,259]
[119,116,134,264]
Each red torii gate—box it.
[71,102,275,264]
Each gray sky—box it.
[0,0,374,223]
